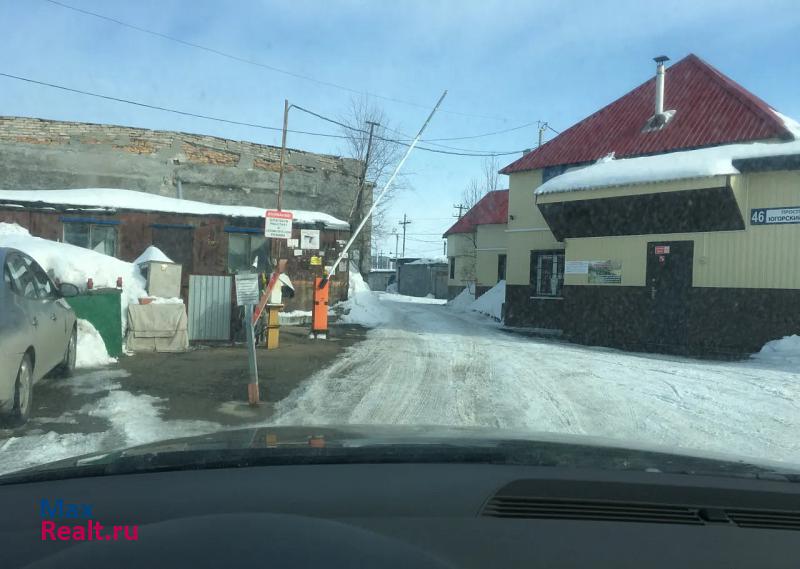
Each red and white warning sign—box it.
[654,245,670,255]
[264,210,293,239]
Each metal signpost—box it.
[235,272,261,405]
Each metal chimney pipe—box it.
[654,55,669,116]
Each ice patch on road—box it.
[76,319,117,368]
[0,368,220,475]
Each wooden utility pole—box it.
[453,203,467,218]
[399,214,411,259]
[277,99,290,211]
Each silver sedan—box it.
[0,248,79,426]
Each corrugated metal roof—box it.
[501,54,793,174]
[443,190,508,236]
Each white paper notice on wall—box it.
[287,238,299,247]
[300,229,320,250]
[293,249,303,256]
[565,261,590,274]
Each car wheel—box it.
[55,326,77,377]
[6,354,33,427]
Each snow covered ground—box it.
[0,369,218,475]
[274,291,800,465]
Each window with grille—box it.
[530,250,564,297]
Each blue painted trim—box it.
[59,216,120,225]
[224,226,263,234]
[150,223,194,229]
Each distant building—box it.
[398,259,448,299]
[443,190,508,299]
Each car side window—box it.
[29,260,57,300]
[5,255,39,300]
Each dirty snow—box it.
[536,138,800,195]
[274,292,800,465]
[0,224,147,334]
[133,245,173,265]
[149,296,184,304]
[0,188,349,229]
[0,369,219,475]
[75,319,116,368]
[337,269,392,326]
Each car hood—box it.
[3,424,800,483]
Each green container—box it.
[66,289,123,357]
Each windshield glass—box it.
[1,0,799,479]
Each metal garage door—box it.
[188,275,232,341]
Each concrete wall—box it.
[506,169,563,286]
[0,116,363,225]
[475,223,507,288]
[563,170,800,289]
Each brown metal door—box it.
[646,241,693,350]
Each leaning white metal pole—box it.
[321,90,448,286]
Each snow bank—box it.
[0,223,147,334]
[536,138,800,195]
[75,319,117,368]
[447,287,475,311]
[752,335,800,364]
[0,188,349,229]
[447,281,505,321]
[149,296,183,304]
[133,245,172,265]
[0,222,29,236]
[470,281,505,320]
[337,269,391,327]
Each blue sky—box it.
[2,0,799,257]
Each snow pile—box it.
[407,258,447,265]
[470,281,506,320]
[338,269,391,327]
[0,222,29,236]
[75,319,117,368]
[446,281,505,321]
[536,138,800,195]
[133,245,172,265]
[386,283,398,294]
[150,297,183,304]
[0,223,147,333]
[752,335,800,364]
[0,188,350,229]
[447,287,475,311]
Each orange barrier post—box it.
[311,277,329,339]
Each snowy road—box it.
[275,293,800,464]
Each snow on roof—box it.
[0,188,350,230]
[502,54,795,175]
[133,245,173,265]
[407,257,447,265]
[535,139,800,196]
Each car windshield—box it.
[1,0,799,480]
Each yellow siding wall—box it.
[475,224,507,286]
[506,169,563,285]
[564,171,800,289]
[446,232,476,286]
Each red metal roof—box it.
[501,54,793,174]
[443,190,508,236]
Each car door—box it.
[4,253,53,377]
[26,256,70,374]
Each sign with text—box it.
[565,261,589,274]
[654,245,671,255]
[264,210,293,239]
[300,229,321,250]
[750,207,800,226]
[588,260,622,284]
[234,273,260,306]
